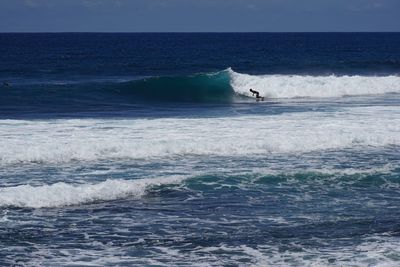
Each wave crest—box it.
[0,176,185,208]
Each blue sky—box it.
[0,0,399,32]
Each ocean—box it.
[1,33,400,266]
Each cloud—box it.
[81,0,105,8]
[114,0,123,7]
[24,0,39,7]
[81,0,124,8]
[22,0,57,8]
[368,1,384,8]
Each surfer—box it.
[249,88,264,101]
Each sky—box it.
[0,0,399,32]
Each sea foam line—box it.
[1,106,400,164]
[0,176,185,208]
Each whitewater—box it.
[228,68,400,98]
[1,105,400,165]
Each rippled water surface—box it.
[1,33,400,266]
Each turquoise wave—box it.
[116,70,235,102]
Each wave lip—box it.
[228,68,400,99]
[0,176,185,208]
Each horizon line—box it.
[0,31,399,34]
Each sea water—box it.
[1,33,400,266]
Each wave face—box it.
[119,72,233,102]
[1,71,233,105]
[1,71,234,117]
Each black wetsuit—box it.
[249,89,262,99]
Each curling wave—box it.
[113,68,400,101]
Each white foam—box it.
[0,176,185,208]
[228,68,400,98]
[1,106,400,164]
[25,237,400,267]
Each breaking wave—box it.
[2,69,400,111]
[228,68,400,99]
[0,176,186,208]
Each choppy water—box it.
[1,33,400,266]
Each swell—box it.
[0,71,234,108]
[1,169,398,208]
[0,71,234,117]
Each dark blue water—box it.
[1,33,400,266]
